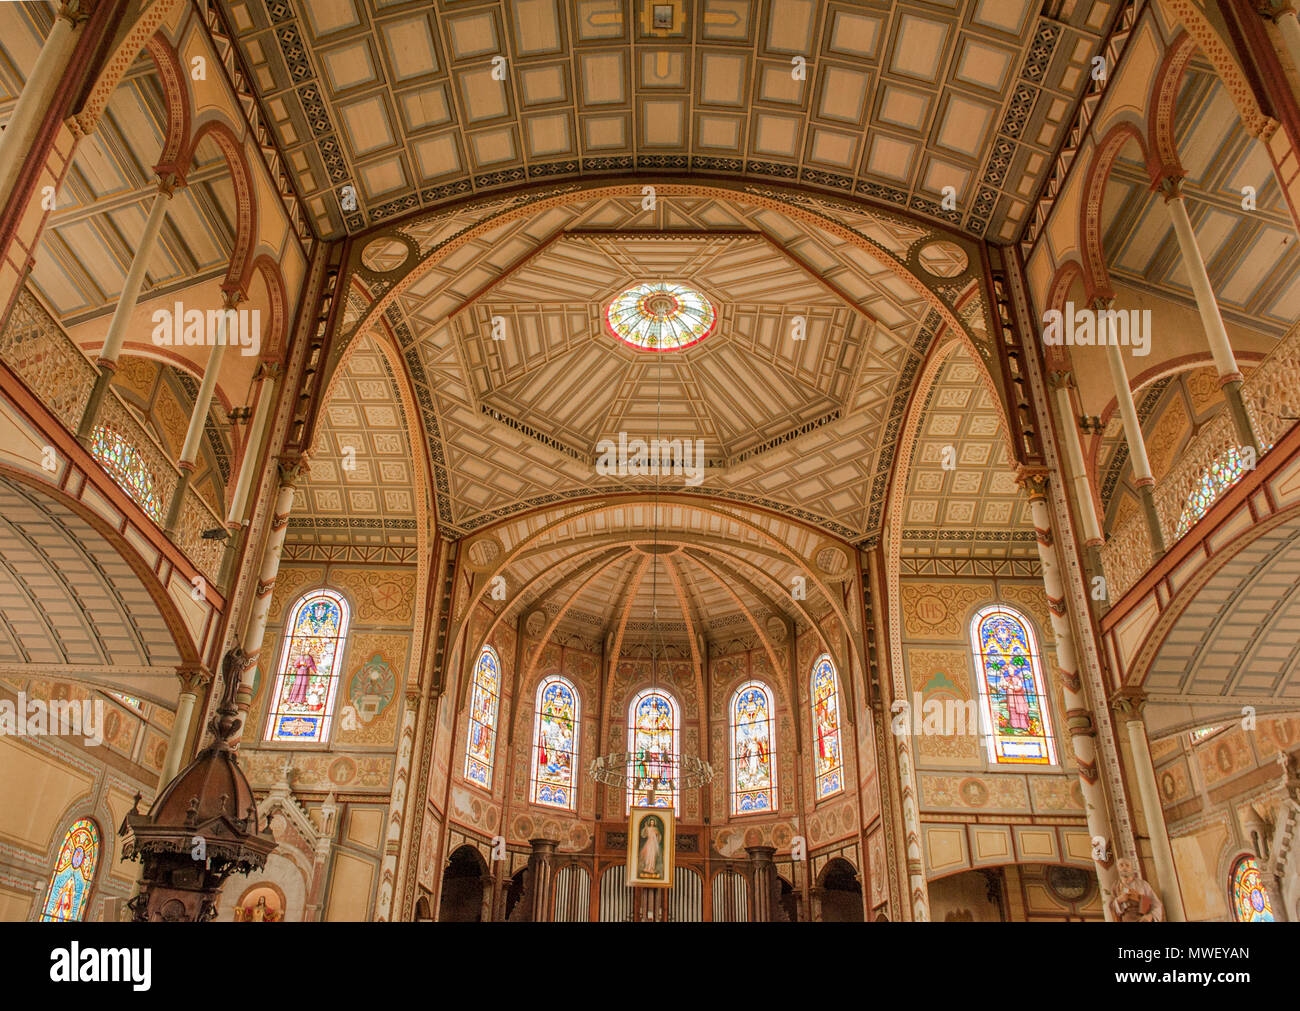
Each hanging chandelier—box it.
[587,276,714,797]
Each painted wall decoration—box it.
[40,818,100,922]
[969,604,1056,766]
[266,590,351,744]
[349,653,396,725]
[464,646,501,790]
[530,675,579,811]
[730,680,777,815]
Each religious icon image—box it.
[971,606,1057,765]
[627,806,674,888]
[266,590,350,744]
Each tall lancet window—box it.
[626,688,680,814]
[464,646,502,790]
[811,654,844,799]
[970,604,1057,766]
[40,818,100,922]
[266,589,350,743]
[530,675,580,810]
[731,680,777,814]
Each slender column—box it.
[229,455,308,739]
[225,362,281,525]
[1098,297,1166,555]
[1112,692,1186,921]
[1017,467,1120,917]
[1158,176,1263,454]
[157,666,209,786]
[164,296,237,534]
[374,692,418,921]
[746,845,776,922]
[1049,370,1107,591]
[0,2,90,214]
[76,178,177,443]
[1259,2,1300,83]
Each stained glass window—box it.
[606,282,716,352]
[1231,856,1275,922]
[89,423,165,523]
[40,818,99,922]
[265,589,350,744]
[811,654,844,800]
[530,675,579,810]
[107,691,144,713]
[626,688,680,814]
[970,604,1057,766]
[731,680,777,814]
[1174,446,1252,538]
[464,646,501,790]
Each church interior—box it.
[1,0,1299,926]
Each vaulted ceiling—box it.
[216,0,1123,241]
[342,186,994,545]
[1104,60,1300,338]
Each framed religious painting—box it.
[627,806,674,888]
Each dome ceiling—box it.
[215,0,1121,242]
[341,187,994,545]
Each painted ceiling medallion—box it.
[606,282,716,352]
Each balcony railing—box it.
[0,287,227,586]
[1100,319,1300,602]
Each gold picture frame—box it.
[626,806,674,888]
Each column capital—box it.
[1255,1,1298,24]
[1111,688,1148,721]
[56,0,93,27]
[255,360,284,382]
[154,172,184,198]
[1087,294,1114,312]
[175,663,212,695]
[1155,173,1185,202]
[1014,464,1053,499]
[277,452,310,487]
[1048,369,1076,391]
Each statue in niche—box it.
[1110,858,1163,922]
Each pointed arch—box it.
[264,588,351,743]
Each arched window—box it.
[1174,446,1253,538]
[40,818,100,922]
[731,680,777,814]
[811,654,844,800]
[626,688,680,814]
[531,675,580,810]
[464,645,501,789]
[89,423,165,523]
[265,589,350,743]
[970,604,1057,766]
[1230,856,1275,922]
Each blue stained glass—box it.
[812,655,844,800]
[627,689,680,814]
[266,590,349,743]
[731,681,776,814]
[40,819,99,922]
[465,647,501,789]
[971,605,1057,766]
[89,424,165,522]
[531,676,579,810]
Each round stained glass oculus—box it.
[606,282,716,352]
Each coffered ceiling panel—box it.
[216,0,1121,240]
